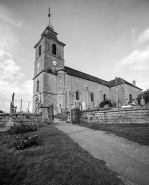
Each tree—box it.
[0,110,4,113]
[137,89,149,105]
[143,89,149,104]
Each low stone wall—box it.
[79,106,149,124]
[0,113,42,131]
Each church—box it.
[33,8,142,114]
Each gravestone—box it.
[140,97,145,106]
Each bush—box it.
[15,134,39,150]
[137,89,149,105]
[7,123,37,135]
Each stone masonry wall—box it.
[66,74,110,110]
[110,84,125,105]
[125,84,142,102]
[79,106,149,124]
[0,113,42,131]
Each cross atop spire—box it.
[48,7,51,17]
[48,7,53,29]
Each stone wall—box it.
[0,113,42,131]
[65,74,110,110]
[125,84,142,102]
[110,84,125,105]
[109,84,142,106]
[79,106,149,124]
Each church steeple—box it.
[47,7,53,29]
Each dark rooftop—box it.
[65,66,109,87]
[64,66,142,90]
[108,78,142,90]
[108,78,123,87]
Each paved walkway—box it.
[53,119,149,185]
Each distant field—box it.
[78,122,149,146]
[0,125,124,185]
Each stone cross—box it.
[12,92,15,104]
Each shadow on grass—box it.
[79,122,149,146]
[0,125,124,185]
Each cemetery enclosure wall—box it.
[0,113,42,131]
[79,106,149,124]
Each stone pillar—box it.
[39,104,54,124]
[71,108,80,124]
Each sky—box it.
[0,0,149,112]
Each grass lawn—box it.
[79,122,149,146]
[0,125,124,185]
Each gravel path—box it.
[53,120,149,185]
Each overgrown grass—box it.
[79,122,149,146]
[0,125,124,185]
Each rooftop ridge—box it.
[65,66,109,87]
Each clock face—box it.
[53,61,57,67]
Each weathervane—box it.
[48,7,51,17]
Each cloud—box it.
[0,4,24,27]
[118,27,149,70]
[0,24,19,54]
[136,28,149,45]
[118,46,149,70]
[0,57,25,82]
[22,81,33,96]
[0,24,32,112]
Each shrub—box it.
[137,89,149,105]
[15,134,39,150]
[7,123,37,135]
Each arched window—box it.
[129,94,132,103]
[91,93,94,102]
[104,94,107,100]
[39,45,41,56]
[76,91,79,100]
[37,80,39,92]
[52,44,56,55]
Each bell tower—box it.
[33,8,66,113]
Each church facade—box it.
[33,9,142,114]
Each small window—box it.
[52,44,56,55]
[39,45,41,56]
[37,81,39,92]
[59,76,60,78]
[104,94,107,100]
[129,94,132,103]
[76,91,79,100]
[91,93,94,102]
[59,87,60,89]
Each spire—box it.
[48,7,53,29]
